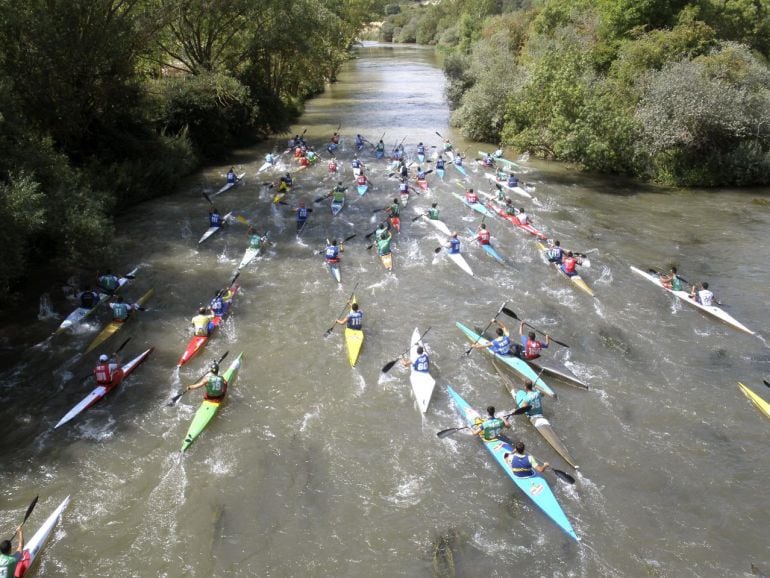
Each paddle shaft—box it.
[436,406,528,438]
[8,495,38,540]
[168,350,229,406]
[501,307,569,348]
[325,282,359,335]
[464,302,506,355]
[381,327,431,373]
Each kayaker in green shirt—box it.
[332,183,346,203]
[186,360,228,401]
[108,295,140,322]
[515,380,543,417]
[97,270,120,294]
[0,526,23,578]
[472,406,510,441]
[376,230,392,257]
[428,203,440,219]
[247,227,268,250]
[660,267,684,291]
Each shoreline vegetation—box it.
[373,0,770,188]
[0,0,387,311]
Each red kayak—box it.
[177,286,239,367]
[486,201,547,239]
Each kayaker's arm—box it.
[186,373,210,391]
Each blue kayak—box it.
[465,227,504,264]
[453,162,468,177]
[375,150,384,159]
[436,167,445,179]
[455,321,555,397]
[357,183,368,196]
[451,192,495,218]
[446,386,579,541]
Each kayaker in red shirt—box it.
[518,322,550,360]
[561,252,579,277]
[357,173,367,186]
[465,188,478,204]
[476,223,491,245]
[94,352,123,387]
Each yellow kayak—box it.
[737,382,770,419]
[344,296,364,367]
[85,288,154,353]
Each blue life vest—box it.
[347,310,363,329]
[227,172,236,183]
[417,145,425,154]
[325,245,339,260]
[352,159,361,168]
[413,353,429,372]
[507,175,518,187]
[399,182,409,193]
[355,136,364,147]
[449,238,461,254]
[210,213,222,227]
[284,176,293,186]
[417,170,425,179]
[510,452,535,477]
[297,207,309,221]
[211,296,226,316]
[490,334,511,355]
[547,246,563,263]
[436,160,445,169]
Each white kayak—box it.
[211,172,246,198]
[413,206,451,235]
[16,496,71,577]
[238,234,269,270]
[484,172,533,199]
[444,248,474,277]
[409,328,435,414]
[198,211,233,244]
[630,266,754,335]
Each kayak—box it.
[466,227,505,264]
[375,149,384,159]
[417,178,428,191]
[514,390,579,469]
[55,348,153,428]
[417,153,426,164]
[238,234,269,270]
[198,211,233,244]
[331,197,344,215]
[484,172,533,200]
[536,242,593,296]
[55,267,139,334]
[177,286,239,367]
[446,386,579,541]
[344,296,364,367]
[258,154,281,173]
[84,288,154,354]
[409,327,436,413]
[211,172,245,198]
[455,321,555,397]
[400,191,410,207]
[357,183,368,196]
[451,192,495,218]
[327,261,341,283]
[414,207,451,235]
[479,150,526,172]
[181,352,244,452]
[380,252,394,271]
[445,249,474,277]
[452,162,468,177]
[737,382,769,419]
[526,357,589,390]
[15,495,71,577]
[629,266,754,335]
[485,197,547,239]
[436,167,445,179]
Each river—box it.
[1,42,769,577]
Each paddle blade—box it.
[23,495,39,524]
[381,359,398,373]
[511,406,529,416]
[167,391,185,406]
[500,307,519,320]
[436,426,466,439]
[343,233,357,243]
[114,337,131,354]
[763,379,770,388]
[553,468,576,484]
[434,247,442,253]
[202,192,213,205]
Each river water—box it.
[1,43,769,577]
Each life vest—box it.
[523,337,542,360]
[390,204,400,217]
[80,291,98,309]
[249,235,263,249]
[94,362,121,386]
[698,290,714,306]
[110,302,130,322]
[325,246,340,262]
[413,353,429,372]
[210,213,222,227]
[211,295,226,316]
[284,175,293,186]
[226,172,236,183]
[436,160,444,169]
[510,452,535,477]
[449,238,461,254]
[466,192,478,204]
[205,375,227,400]
[352,159,361,168]
[479,417,504,441]
[376,142,385,151]
[428,208,439,219]
[98,275,119,292]
[483,156,493,167]
[399,182,409,193]
[297,207,309,221]
[547,246,563,262]
[299,157,309,167]
[357,175,367,186]
[478,229,491,245]
[507,175,518,187]
[417,171,425,179]
[417,145,425,154]
[347,310,363,329]
[377,234,392,256]
[562,257,577,275]
[192,313,212,336]
[490,334,511,355]
[328,160,337,171]
[454,157,463,166]
[517,390,543,416]
[517,213,529,225]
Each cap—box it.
[210,361,219,372]
[99,354,109,362]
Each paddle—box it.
[315,187,346,203]
[464,302,506,356]
[412,212,428,222]
[79,337,132,379]
[167,351,229,406]
[381,327,431,373]
[315,234,357,255]
[436,406,529,438]
[763,379,770,388]
[202,192,213,205]
[6,495,38,540]
[324,282,359,337]
[499,308,569,348]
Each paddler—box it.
[108,295,140,323]
[504,198,517,214]
[328,158,338,173]
[264,152,275,165]
[351,156,363,175]
[399,160,409,179]
[475,223,491,245]
[0,525,24,577]
[516,207,530,225]
[278,173,292,192]
[560,251,580,278]
[471,319,512,355]
[507,173,519,188]
[471,406,510,441]
[435,156,445,173]
[454,153,464,167]
[504,442,549,477]
[94,350,123,387]
[517,323,550,360]
[226,167,237,184]
[246,226,268,252]
[444,232,462,255]
[293,200,312,233]
[465,188,478,204]
[515,380,543,417]
[211,287,234,317]
[324,239,342,264]
[386,198,401,232]
[398,178,410,199]
[376,229,393,257]
[402,344,430,370]
[208,207,224,228]
[191,306,215,337]
[660,267,685,291]
[186,360,227,401]
[442,139,453,153]
[356,172,368,189]
[355,134,365,151]
[331,183,346,204]
[97,270,120,294]
[690,281,716,306]
[481,153,494,167]
[78,286,100,309]
[416,142,426,158]
[336,301,363,330]
[428,202,440,220]
[416,166,426,180]
[546,240,564,264]
[306,148,318,164]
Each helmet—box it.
[99,354,109,362]
[210,361,219,373]
[198,307,206,314]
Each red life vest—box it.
[357,175,367,185]
[466,192,478,204]
[563,256,577,274]
[94,362,122,386]
[478,230,491,244]
[524,338,542,359]
[328,160,337,172]
[299,156,309,167]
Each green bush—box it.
[385,3,401,15]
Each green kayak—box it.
[181,352,243,452]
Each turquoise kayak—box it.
[451,192,495,218]
[465,227,504,264]
[446,386,579,541]
[455,321,555,397]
